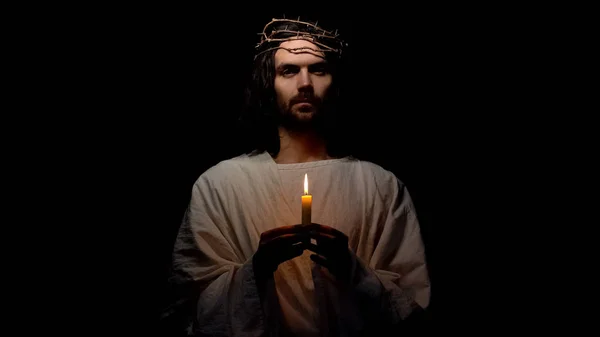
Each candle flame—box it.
[304,173,308,194]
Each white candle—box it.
[301,173,312,226]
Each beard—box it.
[277,93,328,132]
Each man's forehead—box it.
[275,39,326,62]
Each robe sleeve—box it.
[161,174,272,337]
[349,177,431,331]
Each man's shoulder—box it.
[195,151,267,184]
[346,157,402,186]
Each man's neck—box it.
[273,127,332,164]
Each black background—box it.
[35,3,569,335]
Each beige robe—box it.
[170,151,430,336]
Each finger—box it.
[305,223,348,239]
[265,236,308,254]
[291,241,305,248]
[260,225,307,242]
[278,245,306,265]
[310,254,333,270]
[261,232,309,246]
[306,241,349,265]
[309,231,338,246]
[261,225,306,242]
[307,233,349,261]
[305,242,326,256]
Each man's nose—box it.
[297,69,313,91]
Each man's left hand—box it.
[303,223,353,284]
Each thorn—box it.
[315,20,318,26]
[298,16,300,21]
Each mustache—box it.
[289,95,321,106]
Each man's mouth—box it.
[295,102,315,113]
[292,98,316,106]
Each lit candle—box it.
[301,173,312,226]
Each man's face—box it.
[273,39,333,128]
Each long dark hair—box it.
[235,18,357,158]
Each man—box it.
[161,17,430,336]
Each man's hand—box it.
[304,223,353,284]
[252,225,309,279]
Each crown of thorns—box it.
[254,18,348,60]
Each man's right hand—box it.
[252,225,308,279]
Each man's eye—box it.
[311,66,329,75]
[281,68,298,76]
